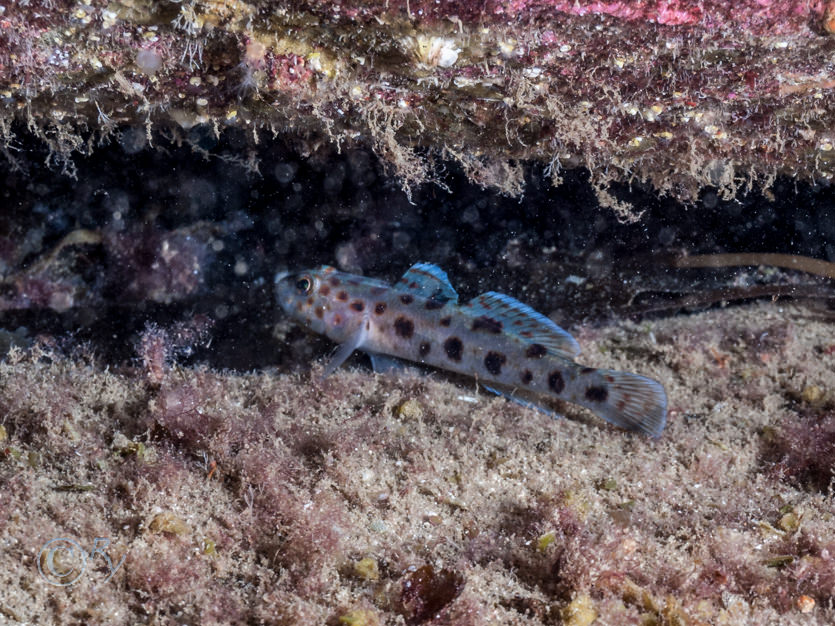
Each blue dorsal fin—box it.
[465,291,581,359]
[395,262,459,304]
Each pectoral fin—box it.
[322,326,368,378]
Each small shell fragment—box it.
[797,595,815,613]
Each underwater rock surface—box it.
[2,0,835,202]
[2,2,835,624]
[2,301,835,623]
[1,133,834,621]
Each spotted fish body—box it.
[276,263,668,436]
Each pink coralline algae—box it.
[508,0,826,32]
[313,0,826,34]
[499,0,704,25]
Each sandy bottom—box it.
[1,300,834,625]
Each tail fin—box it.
[586,370,668,437]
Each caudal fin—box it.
[589,370,668,437]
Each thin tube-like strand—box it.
[673,253,835,280]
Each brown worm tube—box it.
[673,253,835,280]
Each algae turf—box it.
[1,300,834,624]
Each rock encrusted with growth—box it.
[1,301,835,624]
[2,0,835,207]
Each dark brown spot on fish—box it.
[548,370,565,394]
[472,316,503,334]
[605,375,615,383]
[394,316,415,339]
[351,300,365,312]
[484,351,506,376]
[419,342,431,357]
[333,314,342,325]
[526,343,547,359]
[315,307,323,319]
[520,330,532,338]
[306,297,314,306]
[439,316,452,327]
[425,298,445,310]
[374,302,387,315]
[400,294,414,305]
[585,385,608,403]
[409,281,419,289]
[319,284,331,296]
[337,291,348,301]
[580,367,596,375]
[521,369,533,384]
[329,277,341,287]
[444,337,463,361]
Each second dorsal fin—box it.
[464,291,581,359]
[395,262,459,304]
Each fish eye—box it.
[295,276,312,294]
